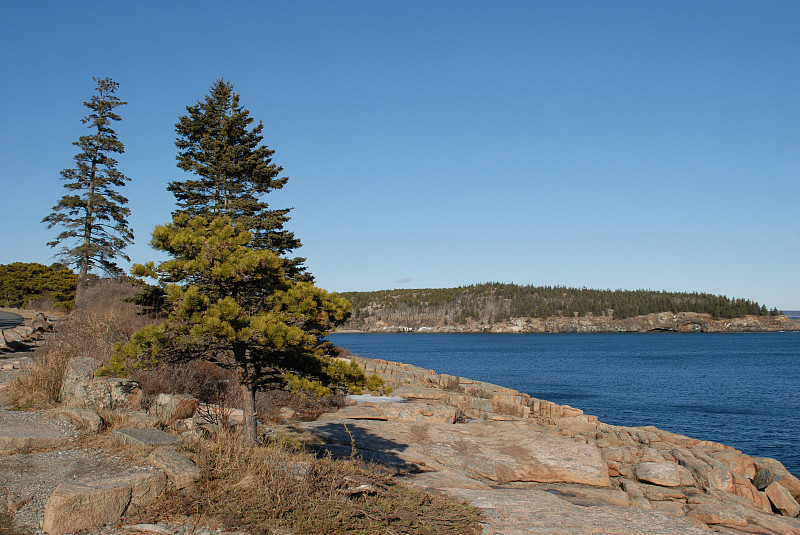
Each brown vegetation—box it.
[127,431,480,534]
[2,280,156,408]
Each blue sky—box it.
[1,1,798,308]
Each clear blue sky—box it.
[1,1,798,309]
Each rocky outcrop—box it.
[0,309,55,352]
[302,356,800,535]
[342,311,800,333]
[357,356,593,423]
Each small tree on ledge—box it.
[113,214,358,442]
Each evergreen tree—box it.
[167,78,305,275]
[115,79,384,443]
[114,215,358,442]
[0,262,77,310]
[43,77,134,287]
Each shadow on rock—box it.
[298,421,422,475]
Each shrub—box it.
[0,262,77,310]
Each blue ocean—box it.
[329,332,800,476]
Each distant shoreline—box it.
[337,311,800,334]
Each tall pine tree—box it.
[117,79,379,442]
[43,77,134,288]
[167,78,306,276]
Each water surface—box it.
[330,332,800,475]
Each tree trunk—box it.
[240,382,257,443]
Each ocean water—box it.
[329,332,800,476]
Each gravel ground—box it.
[0,444,146,532]
[0,355,152,535]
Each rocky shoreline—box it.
[340,311,800,334]
[2,331,799,533]
[300,355,800,534]
[0,309,56,353]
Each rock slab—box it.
[148,447,200,489]
[113,428,179,447]
[42,471,166,535]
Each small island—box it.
[339,283,800,333]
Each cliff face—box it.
[340,311,800,333]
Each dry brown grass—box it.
[128,432,481,535]
[1,280,158,408]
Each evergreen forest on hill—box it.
[342,283,782,325]
[0,262,77,310]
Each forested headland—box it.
[340,283,787,332]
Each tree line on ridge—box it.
[342,283,782,326]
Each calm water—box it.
[329,332,800,476]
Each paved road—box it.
[0,311,24,329]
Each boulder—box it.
[31,312,52,332]
[419,421,612,486]
[650,500,687,516]
[601,445,624,462]
[755,457,800,500]
[393,385,449,402]
[1,329,25,350]
[639,447,666,463]
[42,471,166,535]
[711,450,757,479]
[59,356,102,405]
[620,479,652,509]
[754,468,775,491]
[672,448,733,492]
[148,447,200,489]
[128,471,168,507]
[766,481,800,517]
[110,409,160,429]
[73,378,142,411]
[42,472,166,535]
[635,462,682,487]
[43,478,131,534]
[53,408,104,433]
[149,393,198,423]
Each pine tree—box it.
[115,215,359,442]
[116,79,386,442]
[167,78,305,275]
[43,77,133,288]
